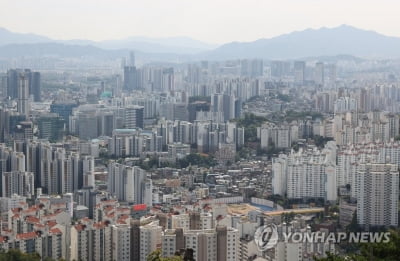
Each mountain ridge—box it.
[0,28,216,54]
[1,25,400,60]
[203,25,400,59]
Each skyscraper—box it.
[212,94,235,122]
[0,75,7,98]
[124,66,137,91]
[6,69,40,101]
[294,61,305,85]
[17,74,30,117]
[314,62,324,86]
[129,51,135,67]
[31,72,41,102]
[162,68,174,92]
[6,69,18,99]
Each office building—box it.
[124,106,144,129]
[37,114,65,141]
[50,101,78,127]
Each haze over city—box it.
[1,0,400,43]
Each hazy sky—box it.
[1,0,399,44]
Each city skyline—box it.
[0,1,400,260]
[1,0,399,44]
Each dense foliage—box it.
[313,135,334,148]
[233,113,268,142]
[314,230,400,261]
[276,93,291,102]
[147,250,183,261]
[0,249,62,261]
[178,153,216,168]
[0,250,40,261]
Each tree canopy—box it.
[314,230,400,261]
[0,249,41,261]
[147,250,183,261]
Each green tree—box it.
[313,135,333,148]
[233,113,269,143]
[314,230,400,261]
[346,211,360,232]
[313,252,348,261]
[147,250,183,261]
[276,93,291,102]
[0,249,41,261]
[178,153,216,168]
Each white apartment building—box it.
[334,96,357,113]
[161,229,178,257]
[272,143,337,201]
[200,213,213,229]
[259,123,297,149]
[0,227,66,261]
[184,229,217,261]
[140,221,162,261]
[272,154,288,195]
[337,141,400,199]
[112,224,131,261]
[70,221,112,261]
[108,162,149,204]
[275,242,303,261]
[356,163,399,227]
[226,227,239,261]
[2,171,34,198]
[171,214,190,230]
[182,226,239,261]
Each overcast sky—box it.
[1,0,399,44]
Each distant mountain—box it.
[202,25,400,60]
[0,27,51,45]
[300,54,365,63]
[0,43,119,58]
[1,25,400,61]
[0,27,217,55]
[98,36,217,54]
[0,43,192,63]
